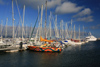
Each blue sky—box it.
[0,0,100,37]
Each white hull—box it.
[66,39,83,45]
[67,40,75,45]
[74,42,82,45]
[5,49,19,52]
[86,35,97,41]
[87,38,97,41]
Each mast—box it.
[12,0,15,39]
[60,21,61,38]
[25,24,27,38]
[55,15,59,38]
[83,26,84,38]
[79,25,80,40]
[49,12,51,39]
[70,19,72,38]
[62,20,64,39]
[1,20,3,37]
[65,23,67,39]
[74,24,76,39]
[1,20,3,42]
[38,6,39,38]
[66,23,69,39]
[40,5,43,38]
[45,0,47,39]
[18,23,20,37]
[5,18,8,38]
[61,20,63,39]
[30,23,32,38]
[15,22,17,38]
[35,27,39,43]
[62,20,63,39]
[22,5,25,40]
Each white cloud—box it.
[73,8,92,17]
[77,16,93,22]
[55,2,83,14]
[17,0,61,9]
[17,0,46,9]
[0,0,4,5]
[47,0,61,8]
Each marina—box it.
[0,0,100,67]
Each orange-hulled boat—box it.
[28,36,62,52]
[28,46,62,52]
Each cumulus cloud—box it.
[73,8,92,17]
[47,0,61,8]
[17,0,84,14]
[17,0,61,9]
[55,2,83,14]
[77,16,93,22]
[0,0,5,5]
[17,0,46,9]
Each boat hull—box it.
[28,46,62,52]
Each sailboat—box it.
[27,1,62,52]
[28,36,62,52]
[63,19,76,45]
[0,19,15,51]
[65,20,83,45]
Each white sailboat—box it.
[64,20,83,45]
[62,23,69,45]
[64,19,75,45]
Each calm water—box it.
[0,40,100,67]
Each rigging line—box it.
[15,0,23,25]
[29,8,41,41]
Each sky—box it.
[0,0,100,37]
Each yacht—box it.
[86,32,97,41]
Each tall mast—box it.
[62,20,63,39]
[12,0,14,39]
[22,5,25,40]
[55,15,59,38]
[5,18,8,38]
[74,24,76,39]
[1,20,3,41]
[40,5,43,38]
[25,24,27,38]
[83,26,84,38]
[45,0,47,39]
[49,12,51,39]
[70,19,72,38]
[1,20,3,37]
[38,6,39,38]
[30,23,32,38]
[61,20,63,39]
[60,21,61,38]
[65,23,67,39]
[18,23,20,37]
[35,6,40,41]
[79,25,80,40]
